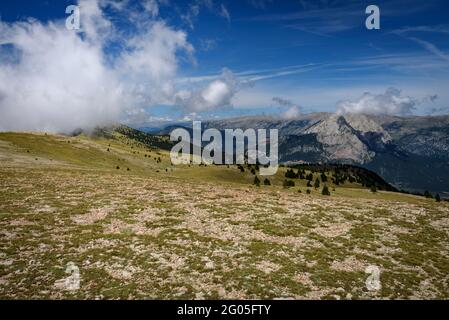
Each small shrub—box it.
[322,185,331,196]
[424,190,433,199]
[283,179,295,188]
[321,172,328,182]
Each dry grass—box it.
[0,132,448,300]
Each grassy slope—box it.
[0,131,448,299]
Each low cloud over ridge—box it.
[336,87,418,116]
[273,96,301,119]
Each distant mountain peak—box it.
[153,112,449,193]
[304,114,374,164]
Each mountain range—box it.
[143,113,449,195]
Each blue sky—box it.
[1,0,449,129]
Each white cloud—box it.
[280,106,301,119]
[0,17,121,132]
[142,0,159,17]
[176,68,240,112]
[273,96,301,119]
[0,0,193,133]
[336,87,417,116]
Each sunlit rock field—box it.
[0,131,448,299]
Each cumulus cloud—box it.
[273,97,301,119]
[175,68,240,112]
[0,0,194,133]
[336,87,418,116]
[0,15,121,132]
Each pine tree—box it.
[322,185,330,196]
[424,190,433,199]
[253,176,260,186]
[370,185,377,193]
[314,178,320,189]
[285,169,296,179]
[320,172,328,182]
[307,180,312,187]
[436,194,441,202]
[263,178,271,186]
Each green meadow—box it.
[0,129,448,299]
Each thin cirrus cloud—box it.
[407,37,449,62]
[245,0,432,37]
[245,4,362,36]
[390,24,449,63]
[391,25,449,35]
[219,4,231,23]
[247,0,273,9]
[179,0,230,30]
[172,63,322,113]
[177,63,322,85]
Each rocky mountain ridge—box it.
[159,113,449,194]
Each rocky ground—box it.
[0,132,448,299]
